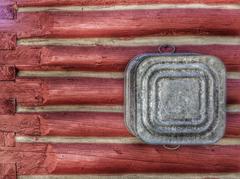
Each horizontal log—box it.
[0,79,42,106]
[0,32,16,50]
[16,0,240,7]
[0,114,40,135]
[16,144,240,174]
[1,143,240,174]
[0,78,238,110]
[0,98,16,114]
[0,5,16,20]
[40,112,129,137]
[1,112,237,138]
[42,78,123,105]
[0,65,16,81]
[2,45,240,72]
[2,9,240,38]
[0,46,40,70]
[0,163,16,178]
[39,112,240,138]
[40,45,240,72]
[42,78,240,105]
[0,132,15,147]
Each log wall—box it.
[0,0,240,178]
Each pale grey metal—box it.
[124,52,226,145]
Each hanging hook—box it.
[163,145,181,150]
[158,45,176,54]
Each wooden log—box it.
[0,163,16,179]
[39,112,129,137]
[39,112,240,138]
[0,79,42,106]
[0,65,15,81]
[41,78,240,105]
[1,143,240,174]
[16,0,240,7]
[40,45,240,72]
[0,131,15,147]
[0,46,40,71]
[0,114,40,135]
[0,78,238,109]
[1,45,239,72]
[42,78,123,105]
[0,98,16,114]
[0,5,16,20]
[0,33,16,50]
[226,113,240,138]
[1,9,240,38]
[17,144,240,174]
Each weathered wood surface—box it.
[1,143,240,175]
[0,112,239,138]
[0,5,16,20]
[1,9,240,38]
[15,0,240,7]
[1,45,240,72]
[0,32,16,50]
[0,78,239,108]
[1,0,240,177]
[0,163,16,179]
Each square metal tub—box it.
[124,53,226,145]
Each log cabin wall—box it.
[0,0,240,178]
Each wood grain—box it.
[40,45,240,72]
[1,9,240,38]
[1,45,240,72]
[0,78,238,109]
[16,0,240,7]
[0,32,16,50]
[0,79,42,106]
[0,5,16,20]
[15,144,240,174]
[39,112,240,138]
[1,143,240,174]
[42,78,240,105]
[40,112,129,137]
[0,163,16,179]
[0,114,40,135]
[0,65,15,81]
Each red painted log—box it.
[0,65,15,81]
[0,98,15,114]
[19,144,240,174]
[0,132,15,147]
[0,114,40,135]
[40,112,130,137]
[0,79,42,106]
[0,78,238,108]
[0,32,16,50]
[41,78,240,105]
[0,5,16,20]
[1,143,240,174]
[40,45,240,72]
[2,45,240,72]
[4,132,16,147]
[0,163,16,179]
[227,80,240,104]
[1,9,240,38]
[16,0,240,7]
[39,112,240,138]
[42,78,123,105]
[0,46,40,70]
[226,113,240,138]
